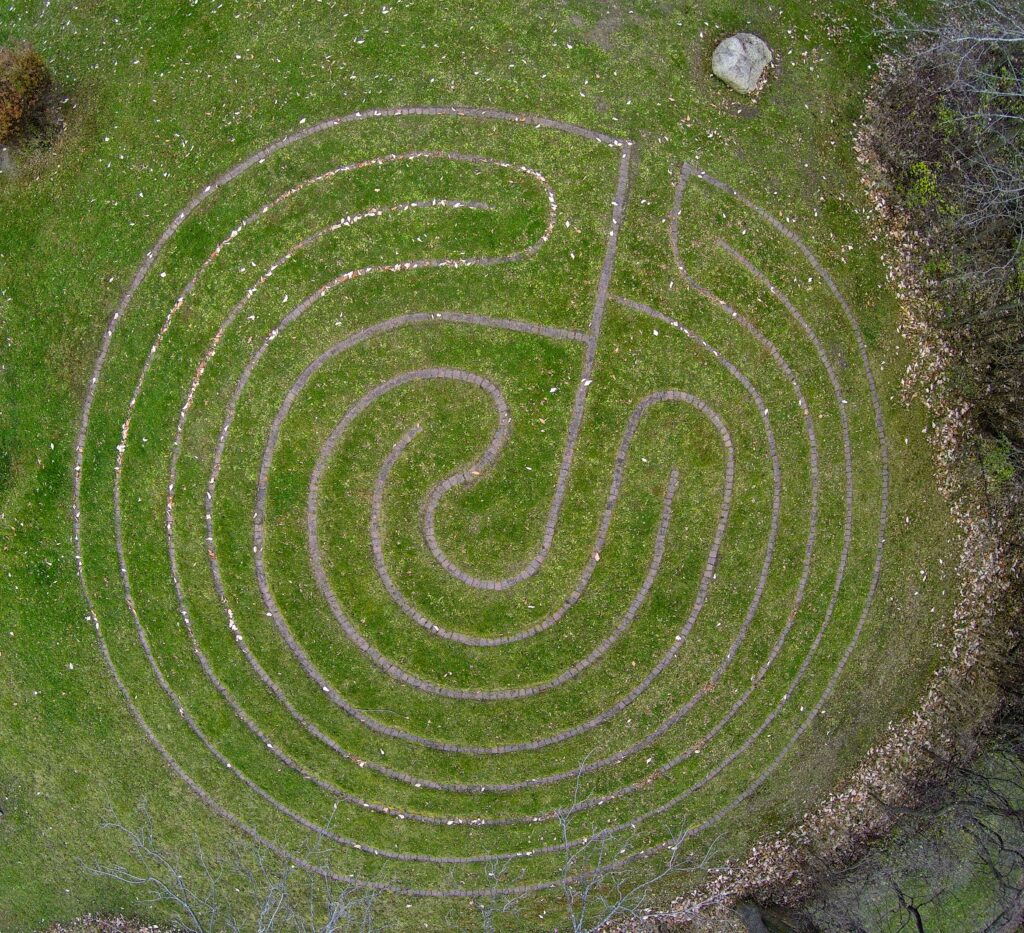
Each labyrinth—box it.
[71,106,889,899]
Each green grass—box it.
[0,0,957,929]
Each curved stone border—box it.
[71,109,891,896]
[325,379,690,699]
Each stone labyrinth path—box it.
[73,107,889,897]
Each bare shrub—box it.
[0,41,52,145]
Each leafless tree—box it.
[881,0,1024,289]
[757,711,1024,932]
[473,860,532,933]
[551,764,726,932]
[89,764,729,933]
[87,802,380,932]
[869,0,1024,454]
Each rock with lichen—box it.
[711,33,773,94]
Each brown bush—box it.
[0,41,52,145]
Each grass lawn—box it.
[0,0,957,929]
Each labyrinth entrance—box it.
[73,108,888,897]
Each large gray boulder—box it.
[712,33,773,94]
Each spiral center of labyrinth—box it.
[73,107,888,897]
